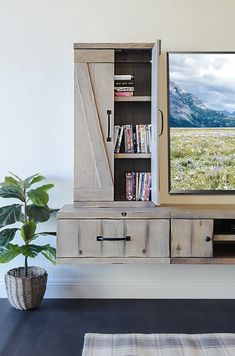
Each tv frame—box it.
[167,51,235,195]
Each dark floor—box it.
[1,299,235,356]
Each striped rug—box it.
[82,333,235,355]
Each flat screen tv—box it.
[167,51,235,194]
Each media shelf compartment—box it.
[114,48,153,203]
[213,219,235,258]
[114,158,151,201]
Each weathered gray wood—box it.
[151,41,160,206]
[57,257,170,264]
[147,219,169,257]
[124,219,169,257]
[170,205,235,219]
[57,220,79,258]
[73,201,157,209]
[124,220,148,257]
[74,43,155,50]
[74,57,114,201]
[57,216,170,260]
[74,49,114,63]
[57,205,170,219]
[77,220,102,257]
[171,219,213,258]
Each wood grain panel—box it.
[74,49,114,63]
[77,220,102,257]
[171,219,213,257]
[125,220,147,257]
[74,59,114,201]
[147,219,169,257]
[74,43,155,50]
[57,220,79,258]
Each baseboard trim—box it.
[1,279,234,299]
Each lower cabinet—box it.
[171,219,213,258]
[57,219,169,260]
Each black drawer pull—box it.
[97,236,131,241]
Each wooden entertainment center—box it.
[57,42,235,265]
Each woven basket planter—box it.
[5,266,48,310]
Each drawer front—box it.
[57,219,169,258]
[171,219,213,257]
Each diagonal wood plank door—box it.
[74,50,114,201]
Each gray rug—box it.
[82,333,235,355]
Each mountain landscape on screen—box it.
[169,81,235,128]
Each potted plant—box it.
[0,172,56,310]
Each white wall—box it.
[1,0,235,298]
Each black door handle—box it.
[107,110,112,142]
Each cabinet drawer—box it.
[57,219,169,258]
[171,219,213,257]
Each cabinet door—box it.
[171,219,213,257]
[125,219,169,257]
[74,49,114,202]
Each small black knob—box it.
[205,236,211,242]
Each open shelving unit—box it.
[114,48,152,202]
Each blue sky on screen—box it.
[169,53,235,112]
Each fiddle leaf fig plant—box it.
[0,173,56,276]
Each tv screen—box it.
[167,52,235,194]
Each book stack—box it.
[114,75,134,97]
[114,124,152,154]
[126,172,151,201]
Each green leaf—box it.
[0,228,18,246]
[0,186,25,202]
[0,204,22,227]
[27,188,49,207]
[23,174,45,189]
[26,205,50,222]
[20,244,41,258]
[41,245,56,264]
[38,184,54,192]
[8,172,23,183]
[4,176,19,186]
[0,244,20,263]
[20,244,50,258]
[37,231,56,236]
[21,221,37,242]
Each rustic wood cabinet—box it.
[73,42,161,205]
[57,42,235,265]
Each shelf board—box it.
[115,153,151,159]
[171,257,235,264]
[214,234,235,242]
[114,96,151,102]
